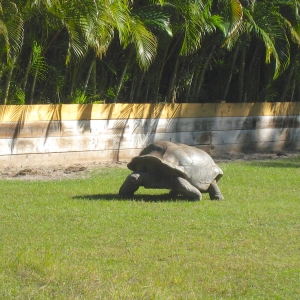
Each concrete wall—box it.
[0,102,299,167]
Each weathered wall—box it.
[0,102,299,167]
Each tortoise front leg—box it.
[119,173,142,197]
[172,177,202,201]
[207,180,224,200]
[119,172,160,197]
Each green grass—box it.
[0,157,299,299]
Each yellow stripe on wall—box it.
[0,102,299,122]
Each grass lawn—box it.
[0,157,299,299]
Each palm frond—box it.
[134,6,173,37]
[244,6,290,78]
[222,0,244,47]
[128,17,158,70]
[30,42,49,81]
[0,1,24,61]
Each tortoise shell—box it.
[127,141,223,191]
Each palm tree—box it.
[219,0,293,102]
[113,0,172,102]
[1,0,300,105]
[0,0,24,104]
[150,0,226,103]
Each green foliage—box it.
[13,87,26,105]
[30,42,48,81]
[1,0,300,104]
[106,86,116,99]
[0,157,299,298]
[69,89,88,104]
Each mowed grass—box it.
[0,157,299,299]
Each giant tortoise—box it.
[119,141,224,200]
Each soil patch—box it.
[0,152,298,181]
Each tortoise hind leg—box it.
[208,180,224,200]
[172,177,202,201]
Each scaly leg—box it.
[173,177,202,201]
[119,173,141,197]
[208,180,224,200]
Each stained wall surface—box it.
[0,102,299,167]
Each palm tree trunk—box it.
[281,55,297,102]
[296,78,300,102]
[281,65,294,102]
[194,43,217,101]
[260,65,273,102]
[223,43,240,101]
[29,67,39,104]
[114,49,134,103]
[2,58,16,105]
[83,54,96,94]
[184,67,195,103]
[70,61,82,96]
[144,83,150,103]
[153,45,170,102]
[190,56,203,101]
[22,50,33,91]
[238,44,246,102]
[135,70,145,102]
[92,58,97,96]
[290,63,299,102]
[129,72,136,103]
[166,56,180,103]
[244,41,261,102]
